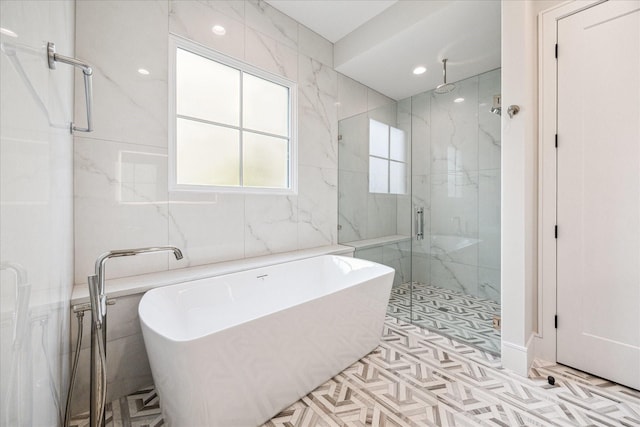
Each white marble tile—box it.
[430,259,478,296]
[412,174,430,233]
[383,240,412,286]
[367,193,397,238]
[298,25,333,68]
[244,194,298,257]
[70,332,153,415]
[429,172,478,238]
[478,266,500,303]
[338,170,367,243]
[75,0,169,148]
[298,165,337,249]
[479,69,501,170]
[411,92,431,176]
[354,246,383,264]
[368,103,397,126]
[298,55,338,169]
[430,76,479,174]
[338,112,368,173]
[337,74,367,120]
[169,0,245,61]
[74,138,170,283]
[367,88,395,111]
[396,194,412,236]
[70,293,143,351]
[167,192,246,269]
[245,0,298,49]
[385,254,410,286]
[479,169,501,269]
[104,333,154,409]
[245,27,298,80]
[412,245,430,284]
[195,0,245,22]
[430,233,478,266]
[397,97,412,128]
[0,4,51,134]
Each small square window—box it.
[170,37,297,194]
[369,119,407,195]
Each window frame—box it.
[168,35,298,194]
[368,119,407,195]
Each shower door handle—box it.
[416,207,424,240]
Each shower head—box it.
[435,59,455,94]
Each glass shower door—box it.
[407,69,502,355]
[337,102,413,323]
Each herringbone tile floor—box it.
[388,283,502,355]
[71,317,639,426]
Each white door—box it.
[557,0,640,390]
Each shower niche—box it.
[338,68,502,354]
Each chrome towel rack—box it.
[47,42,94,133]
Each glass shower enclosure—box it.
[338,69,501,354]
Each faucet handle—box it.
[87,274,103,328]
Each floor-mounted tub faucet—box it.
[87,246,183,427]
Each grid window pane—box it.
[390,127,406,161]
[390,161,407,194]
[243,132,288,188]
[176,48,240,126]
[369,119,389,158]
[369,157,389,193]
[176,118,239,186]
[243,73,289,137]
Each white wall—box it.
[501,0,563,376]
[73,0,343,285]
[0,1,75,424]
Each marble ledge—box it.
[343,235,412,250]
[71,244,354,305]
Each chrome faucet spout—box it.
[87,245,182,427]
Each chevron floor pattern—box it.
[388,282,502,355]
[70,317,639,427]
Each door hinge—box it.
[554,225,558,238]
[555,43,558,59]
[555,134,558,148]
[554,315,558,328]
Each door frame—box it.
[535,0,606,363]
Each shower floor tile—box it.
[388,282,502,355]
[70,317,639,427]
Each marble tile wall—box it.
[0,1,75,425]
[406,69,501,302]
[74,0,341,284]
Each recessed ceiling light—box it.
[212,25,226,36]
[138,68,150,75]
[0,27,18,38]
[413,66,427,75]
[454,97,465,103]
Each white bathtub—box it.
[139,255,394,426]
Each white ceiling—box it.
[266,0,501,100]
[265,1,398,43]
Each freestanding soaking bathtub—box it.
[139,255,394,426]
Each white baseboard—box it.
[501,333,536,377]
